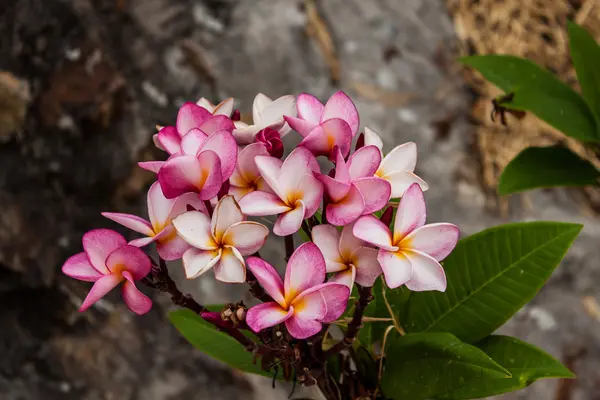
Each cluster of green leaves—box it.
[461,22,600,195]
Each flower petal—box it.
[153,134,165,151]
[196,97,214,111]
[198,130,238,180]
[157,155,208,199]
[380,142,418,175]
[222,221,269,256]
[168,192,208,220]
[315,173,352,203]
[299,118,353,157]
[297,93,324,124]
[326,184,365,226]
[155,226,191,261]
[321,91,360,135]
[252,93,273,123]
[259,94,296,128]
[350,247,382,287]
[284,242,326,303]
[172,211,218,250]
[138,161,164,173]
[254,155,285,199]
[212,97,234,116]
[330,267,355,288]
[273,201,305,236]
[402,223,459,261]
[285,314,322,339]
[313,282,351,322]
[121,271,152,315]
[363,126,383,151]
[311,225,344,272]
[82,229,127,274]
[213,246,246,283]
[176,102,211,135]
[383,170,429,198]
[232,142,269,185]
[232,124,261,145]
[290,288,327,321]
[62,252,103,282]
[198,115,235,135]
[182,248,222,279]
[147,182,176,230]
[353,177,391,215]
[283,115,318,138]
[294,173,323,217]
[404,250,447,292]
[377,249,413,289]
[195,151,224,200]
[79,274,122,312]
[238,191,290,216]
[279,147,320,194]
[180,128,208,156]
[246,257,286,306]
[347,145,382,180]
[157,126,182,154]
[247,302,293,333]
[332,146,351,182]
[393,183,426,243]
[105,245,151,280]
[129,236,156,247]
[211,195,244,242]
[101,212,154,236]
[353,216,397,251]
[338,222,367,259]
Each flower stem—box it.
[284,235,294,260]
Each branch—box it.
[284,235,294,260]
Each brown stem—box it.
[284,235,294,260]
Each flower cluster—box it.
[62,91,459,339]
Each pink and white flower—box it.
[353,183,459,291]
[196,97,235,117]
[62,229,152,315]
[228,143,272,201]
[245,242,350,339]
[102,182,207,261]
[233,93,296,144]
[364,127,428,197]
[172,195,269,282]
[284,91,359,157]
[312,223,382,288]
[316,147,391,226]
[238,147,323,236]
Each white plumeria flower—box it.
[364,127,428,198]
[196,97,235,116]
[232,93,296,144]
[172,195,269,283]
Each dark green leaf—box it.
[404,222,582,343]
[461,55,599,142]
[569,21,600,119]
[440,335,575,399]
[498,146,600,195]
[381,332,510,400]
[168,309,267,376]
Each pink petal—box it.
[380,142,417,174]
[147,182,176,230]
[315,173,352,203]
[182,248,222,279]
[198,115,235,135]
[377,249,413,289]
[333,146,351,182]
[294,173,323,217]
[246,257,286,306]
[353,177,391,215]
[285,314,322,339]
[229,185,253,201]
[129,236,156,247]
[180,128,208,155]
[168,192,208,219]
[222,221,269,256]
[232,124,261,145]
[105,245,151,280]
[177,102,211,135]
[299,118,353,157]
[82,229,127,274]
[259,95,297,128]
[101,212,154,236]
[364,126,383,151]
[232,143,269,185]
[198,130,238,180]
[273,201,305,236]
[311,225,345,272]
[321,91,360,135]
[155,226,191,261]
[353,215,397,251]
[338,222,367,259]
[350,247,382,287]
[138,161,164,173]
[254,155,285,199]
[121,271,152,315]
[283,115,318,138]
[153,133,165,151]
[211,195,244,242]
[252,93,273,123]
[402,223,459,261]
[326,184,365,226]
[213,246,246,283]
[158,154,222,200]
[393,183,426,243]
[172,211,218,250]
[238,191,290,216]
[290,288,327,320]
[279,147,320,193]
[347,145,382,180]
[157,126,182,154]
[212,98,234,116]
[247,302,294,333]
[79,273,122,312]
[195,151,224,200]
[330,267,355,288]
[383,170,429,198]
[312,282,351,322]
[284,242,326,303]
[404,250,447,292]
[62,252,102,282]
[297,93,324,124]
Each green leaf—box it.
[569,21,600,119]
[168,309,267,376]
[404,222,582,343]
[498,146,600,195]
[460,55,599,142]
[440,335,575,399]
[381,332,510,400]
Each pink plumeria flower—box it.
[172,195,268,282]
[233,93,296,144]
[364,127,428,197]
[316,147,391,226]
[353,183,459,291]
[228,142,272,201]
[238,147,323,236]
[284,91,359,157]
[157,129,238,199]
[101,182,208,261]
[196,97,235,116]
[62,229,152,315]
[312,223,382,288]
[245,242,350,339]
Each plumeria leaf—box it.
[403,222,582,343]
[498,146,600,195]
[381,332,510,400]
[439,335,575,399]
[168,309,268,377]
[460,55,600,142]
[568,21,600,119]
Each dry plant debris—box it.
[304,0,341,84]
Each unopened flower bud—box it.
[380,205,394,227]
[254,127,284,158]
[231,109,241,121]
[235,307,246,322]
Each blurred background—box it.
[1,0,599,399]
